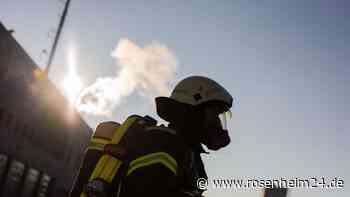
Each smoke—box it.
[77,39,178,116]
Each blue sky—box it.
[1,1,349,196]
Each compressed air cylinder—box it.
[69,121,120,197]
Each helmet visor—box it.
[218,110,232,131]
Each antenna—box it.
[44,0,72,76]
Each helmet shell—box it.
[156,76,233,122]
[170,76,233,107]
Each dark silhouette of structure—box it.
[0,22,92,197]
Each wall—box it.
[0,22,92,197]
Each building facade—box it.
[0,22,92,197]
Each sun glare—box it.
[62,46,83,106]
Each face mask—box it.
[200,107,232,150]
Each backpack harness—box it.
[81,115,157,197]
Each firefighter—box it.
[70,75,233,197]
[120,75,233,197]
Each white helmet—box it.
[156,76,233,125]
[170,76,233,107]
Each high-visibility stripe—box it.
[89,155,109,181]
[87,138,109,151]
[91,138,110,145]
[99,157,122,183]
[88,155,122,182]
[88,142,104,151]
[127,152,177,176]
[81,155,121,197]
[87,145,104,151]
[111,116,137,143]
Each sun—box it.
[63,70,82,105]
[62,46,83,106]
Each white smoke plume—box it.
[77,39,178,116]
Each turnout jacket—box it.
[119,125,198,197]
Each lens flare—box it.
[62,45,83,106]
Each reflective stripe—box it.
[88,143,104,151]
[89,155,109,181]
[87,138,110,151]
[111,116,137,143]
[127,152,177,176]
[100,157,122,183]
[87,145,104,151]
[88,155,122,182]
[91,138,110,145]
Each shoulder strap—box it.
[81,115,159,197]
